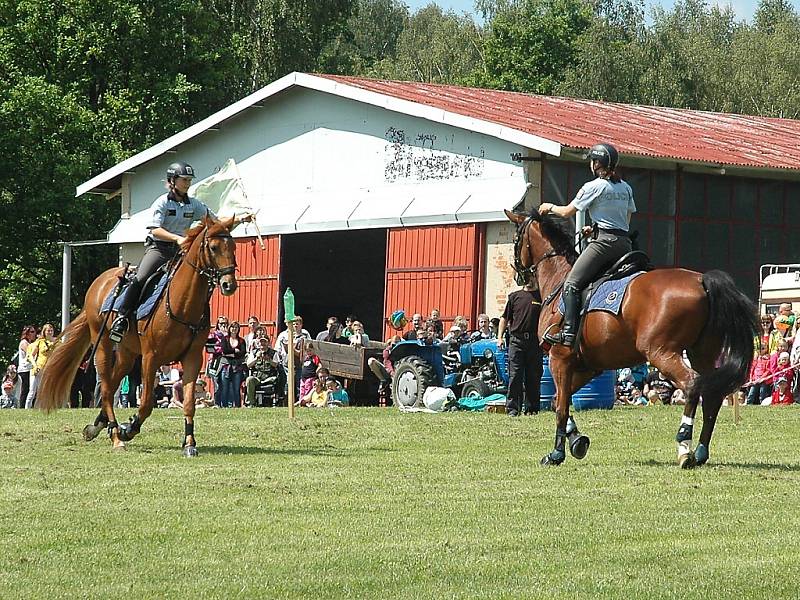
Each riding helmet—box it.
[166,161,196,180]
[584,143,619,170]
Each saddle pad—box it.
[559,271,645,316]
[100,274,168,320]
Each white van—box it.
[759,264,800,316]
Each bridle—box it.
[511,215,559,286]
[183,228,237,287]
[163,227,237,336]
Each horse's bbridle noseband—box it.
[185,229,237,287]
[512,215,559,286]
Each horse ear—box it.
[505,209,525,224]
[220,215,236,230]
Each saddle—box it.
[579,250,653,309]
[100,262,172,320]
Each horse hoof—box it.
[569,435,590,460]
[183,445,198,458]
[678,453,696,469]
[112,441,126,452]
[694,444,709,466]
[82,424,103,442]
[541,451,565,466]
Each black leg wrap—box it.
[676,423,693,443]
[118,415,142,442]
[94,411,108,427]
[183,420,195,447]
[106,421,119,439]
[541,428,567,466]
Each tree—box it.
[373,3,484,84]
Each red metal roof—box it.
[318,74,800,171]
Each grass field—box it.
[1,405,798,599]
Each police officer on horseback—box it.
[109,161,251,343]
[537,143,636,347]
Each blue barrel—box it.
[540,356,615,411]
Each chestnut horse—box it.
[505,209,757,468]
[37,216,238,456]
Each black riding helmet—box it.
[166,161,196,181]
[583,143,619,170]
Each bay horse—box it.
[37,215,238,456]
[505,209,757,468]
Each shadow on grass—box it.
[636,458,800,472]
[143,444,398,457]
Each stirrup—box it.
[543,330,576,347]
[108,315,129,343]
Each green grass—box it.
[1,405,799,599]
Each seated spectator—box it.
[418,321,440,346]
[368,335,401,406]
[193,380,215,408]
[245,335,284,407]
[616,368,636,405]
[428,308,444,339]
[773,303,795,338]
[297,341,321,404]
[644,368,676,405]
[403,313,425,341]
[770,376,794,405]
[325,376,350,406]
[630,387,647,406]
[343,315,356,338]
[316,316,340,341]
[301,370,329,408]
[472,313,495,340]
[746,343,773,405]
[349,321,370,346]
[154,363,183,408]
[489,317,500,338]
[671,389,686,405]
[443,324,463,343]
[1,364,20,409]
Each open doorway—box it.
[278,229,387,340]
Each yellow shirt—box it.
[308,388,328,408]
[27,338,56,374]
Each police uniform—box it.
[502,287,543,416]
[113,190,216,328]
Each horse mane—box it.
[528,211,578,265]
[181,216,234,254]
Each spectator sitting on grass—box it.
[325,377,350,407]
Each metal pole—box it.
[61,243,72,332]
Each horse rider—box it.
[108,161,252,343]
[537,143,636,347]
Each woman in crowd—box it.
[218,321,247,408]
[1,364,20,409]
[26,322,57,408]
[17,325,36,408]
[755,313,783,357]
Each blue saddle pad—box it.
[100,274,168,320]
[559,272,645,316]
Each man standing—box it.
[497,277,543,416]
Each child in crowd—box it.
[297,341,321,404]
[770,376,794,405]
[746,344,773,405]
[301,372,328,408]
[325,377,350,407]
[772,351,793,391]
[1,364,20,409]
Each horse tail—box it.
[693,270,758,399]
[37,311,92,413]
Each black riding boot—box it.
[109,279,141,343]
[544,284,581,347]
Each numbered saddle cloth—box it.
[100,273,169,320]
[559,271,646,316]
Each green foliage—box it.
[478,0,593,93]
[371,4,484,84]
[1,406,799,598]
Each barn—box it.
[76,72,800,340]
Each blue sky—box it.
[403,0,800,24]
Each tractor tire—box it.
[392,355,436,409]
[461,379,491,400]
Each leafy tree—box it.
[477,0,593,93]
[373,3,483,84]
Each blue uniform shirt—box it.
[571,177,636,231]
[147,192,217,240]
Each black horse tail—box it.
[37,311,92,413]
[693,270,758,399]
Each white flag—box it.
[191,158,252,218]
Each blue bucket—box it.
[541,356,615,411]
